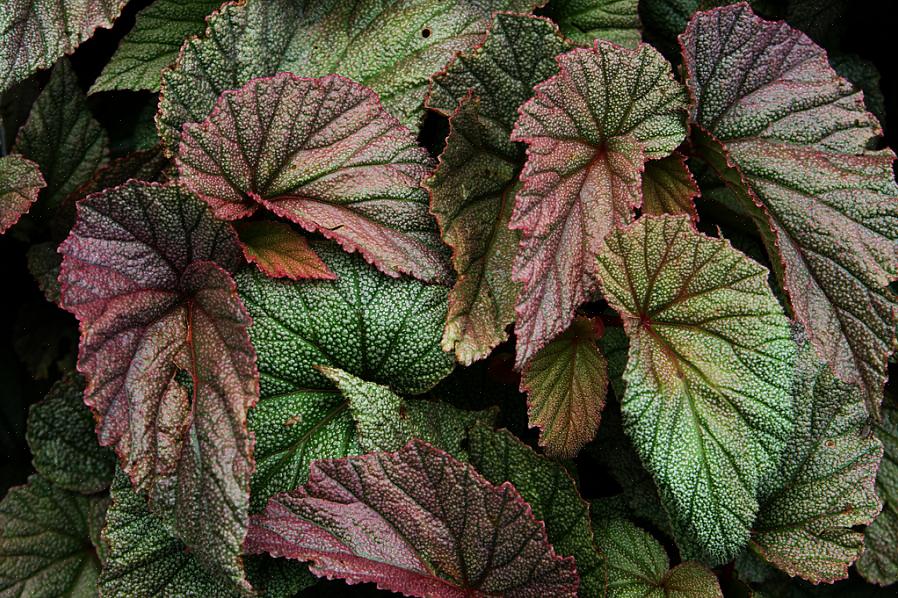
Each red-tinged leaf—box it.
[177,72,450,283]
[681,3,898,415]
[236,220,335,281]
[247,439,579,597]
[0,154,44,233]
[641,153,699,221]
[58,181,257,588]
[510,41,687,367]
[0,0,127,92]
[521,317,608,458]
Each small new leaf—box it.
[236,220,335,281]
[0,154,44,233]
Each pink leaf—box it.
[236,220,335,281]
[0,154,44,233]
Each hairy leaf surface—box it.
[247,439,579,597]
[641,153,699,220]
[521,316,608,457]
[157,0,542,148]
[0,0,126,92]
[426,14,568,364]
[510,41,687,366]
[467,423,606,597]
[858,402,898,586]
[0,475,106,597]
[681,3,898,414]
[91,0,223,93]
[236,220,334,281]
[178,73,449,283]
[594,517,722,597]
[545,0,641,47]
[58,182,256,587]
[596,214,796,562]
[237,242,454,508]
[0,154,43,233]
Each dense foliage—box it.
[0,1,896,596]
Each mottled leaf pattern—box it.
[0,153,43,233]
[681,3,898,414]
[641,153,699,220]
[58,182,256,587]
[751,336,883,583]
[247,439,579,597]
[0,0,126,92]
[0,475,106,597]
[596,214,796,562]
[236,220,335,281]
[521,316,608,457]
[91,0,224,93]
[467,423,606,597]
[178,73,449,283]
[510,41,687,367]
[858,402,898,586]
[545,0,642,47]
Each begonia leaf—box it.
[596,214,796,562]
[157,0,543,148]
[235,220,334,281]
[91,0,224,93]
[177,73,449,283]
[237,241,454,508]
[858,402,898,586]
[510,41,687,367]
[58,181,256,588]
[425,13,568,364]
[545,0,642,47]
[521,316,608,457]
[750,336,884,584]
[681,3,898,415]
[0,0,126,92]
[247,439,579,597]
[641,153,699,221]
[0,153,43,233]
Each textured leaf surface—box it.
[510,41,687,367]
[545,0,641,46]
[247,439,579,597]
[0,0,126,92]
[751,338,883,583]
[14,60,107,218]
[681,3,898,414]
[236,220,334,281]
[238,242,454,507]
[0,153,43,233]
[641,153,699,220]
[596,214,796,562]
[594,517,722,597]
[521,316,608,457]
[426,14,568,364]
[858,403,898,586]
[157,0,542,148]
[178,73,449,283]
[0,475,105,597]
[91,0,223,93]
[26,375,115,495]
[467,423,606,597]
[58,182,256,587]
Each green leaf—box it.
[858,402,898,586]
[596,214,796,563]
[318,365,493,457]
[544,0,641,47]
[593,517,722,597]
[681,4,898,415]
[13,59,107,220]
[750,336,883,583]
[235,220,335,281]
[467,423,607,597]
[521,316,608,457]
[91,0,224,93]
[26,375,115,495]
[0,0,127,92]
[0,153,44,233]
[157,0,542,148]
[237,241,454,507]
[0,475,106,597]
[641,153,699,221]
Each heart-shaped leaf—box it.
[247,439,579,597]
[681,2,898,415]
[510,41,687,367]
[178,72,450,283]
[596,214,796,563]
[59,181,256,588]
[0,154,44,233]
